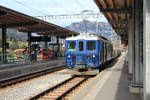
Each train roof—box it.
[66,32,108,42]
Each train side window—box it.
[68,41,76,51]
[87,41,96,51]
[79,41,84,51]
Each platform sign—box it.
[30,36,51,42]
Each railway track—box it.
[0,65,65,87]
[30,76,92,100]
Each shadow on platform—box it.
[114,58,140,100]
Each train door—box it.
[78,41,84,51]
[102,42,104,63]
[99,40,103,64]
[107,44,109,60]
[108,45,110,60]
[105,42,107,62]
[99,41,101,64]
[103,42,105,63]
[111,45,113,58]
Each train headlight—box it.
[92,55,95,58]
[68,55,71,58]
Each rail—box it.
[0,65,65,87]
[30,76,90,100]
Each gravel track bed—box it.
[0,69,71,100]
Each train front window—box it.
[79,41,84,51]
[87,41,96,51]
[68,41,76,51]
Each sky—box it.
[0,0,107,27]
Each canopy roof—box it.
[94,0,132,44]
[0,6,79,38]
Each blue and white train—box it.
[65,33,119,75]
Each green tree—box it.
[19,42,27,49]
[9,42,19,50]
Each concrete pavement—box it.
[72,53,140,100]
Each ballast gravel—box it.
[0,70,71,100]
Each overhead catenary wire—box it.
[13,0,47,15]
[10,0,111,35]
[74,0,86,10]
[59,0,72,14]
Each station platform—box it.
[0,57,65,70]
[0,57,65,80]
[72,53,140,100]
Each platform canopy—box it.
[94,0,132,44]
[0,6,79,38]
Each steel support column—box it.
[128,19,134,74]
[45,41,47,48]
[139,0,144,88]
[133,0,143,85]
[2,27,7,63]
[28,32,31,61]
[45,36,48,48]
[143,0,150,99]
[56,36,60,56]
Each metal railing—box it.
[0,54,31,65]
[0,50,65,65]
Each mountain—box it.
[0,29,28,50]
[0,21,114,42]
[0,28,27,42]
[65,20,115,37]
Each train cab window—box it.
[79,41,84,51]
[68,41,76,51]
[87,41,96,51]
